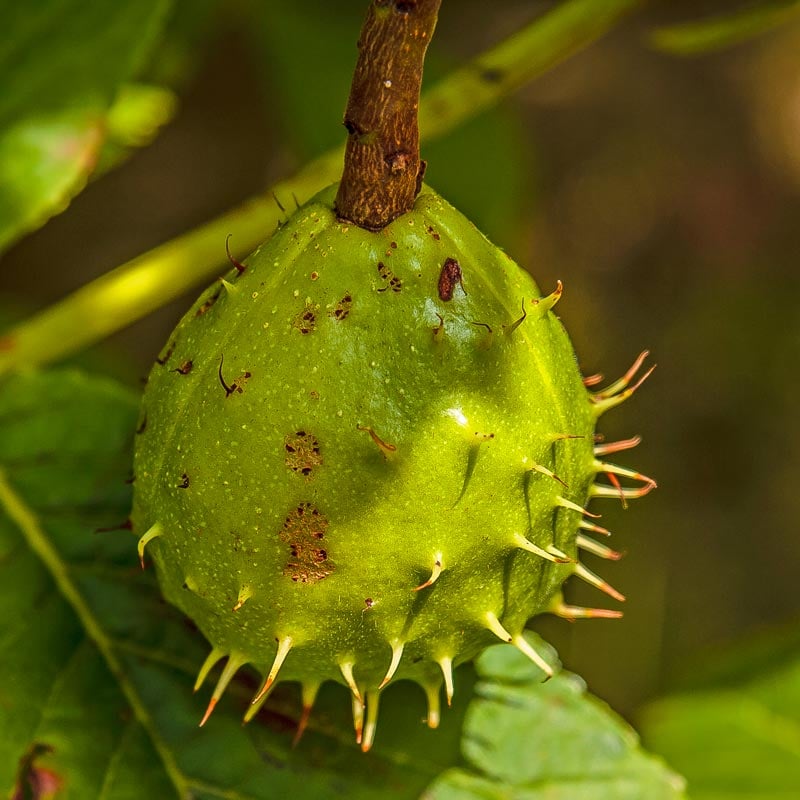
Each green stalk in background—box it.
[0,0,640,376]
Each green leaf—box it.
[0,370,467,799]
[0,1,173,252]
[142,0,222,89]
[94,83,178,176]
[424,639,686,799]
[641,631,800,800]
[649,1,800,56]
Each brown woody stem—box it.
[335,0,442,230]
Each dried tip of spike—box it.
[577,533,624,560]
[242,679,274,724]
[583,372,605,387]
[513,533,571,563]
[546,544,572,562]
[252,636,293,705]
[433,313,446,343]
[232,585,253,612]
[595,459,657,486]
[357,425,397,457]
[199,697,217,728]
[574,563,626,603]
[557,496,601,519]
[549,432,586,442]
[361,692,381,753]
[137,523,162,569]
[594,436,641,457]
[593,365,656,416]
[352,693,365,745]
[225,233,246,274]
[594,350,650,399]
[553,601,623,620]
[194,647,225,693]
[506,298,527,335]
[200,653,245,727]
[293,705,313,748]
[95,518,132,533]
[339,661,363,704]
[379,640,405,689]
[293,683,320,748]
[439,657,454,706]
[579,519,611,536]
[414,552,443,591]
[485,611,513,643]
[532,279,563,315]
[591,480,656,502]
[609,470,630,508]
[512,635,554,680]
[531,463,569,489]
[425,684,441,729]
[470,320,494,349]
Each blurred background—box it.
[3,0,800,721]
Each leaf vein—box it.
[96,717,137,800]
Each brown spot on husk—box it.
[438,257,465,301]
[173,360,193,375]
[330,294,353,321]
[196,287,222,316]
[292,301,319,334]
[155,341,175,365]
[280,503,333,583]
[284,431,322,478]
[377,261,402,293]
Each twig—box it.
[335,0,441,229]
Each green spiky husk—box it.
[132,183,600,724]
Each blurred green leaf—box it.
[0,371,173,797]
[641,630,800,800]
[0,370,468,799]
[247,0,529,245]
[0,1,173,253]
[0,112,103,253]
[95,83,178,175]
[143,0,222,89]
[247,0,359,158]
[649,0,800,56]
[424,639,686,799]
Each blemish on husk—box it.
[280,503,332,583]
[284,431,322,477]
[330,294,353,320]
[292,300,319,334]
